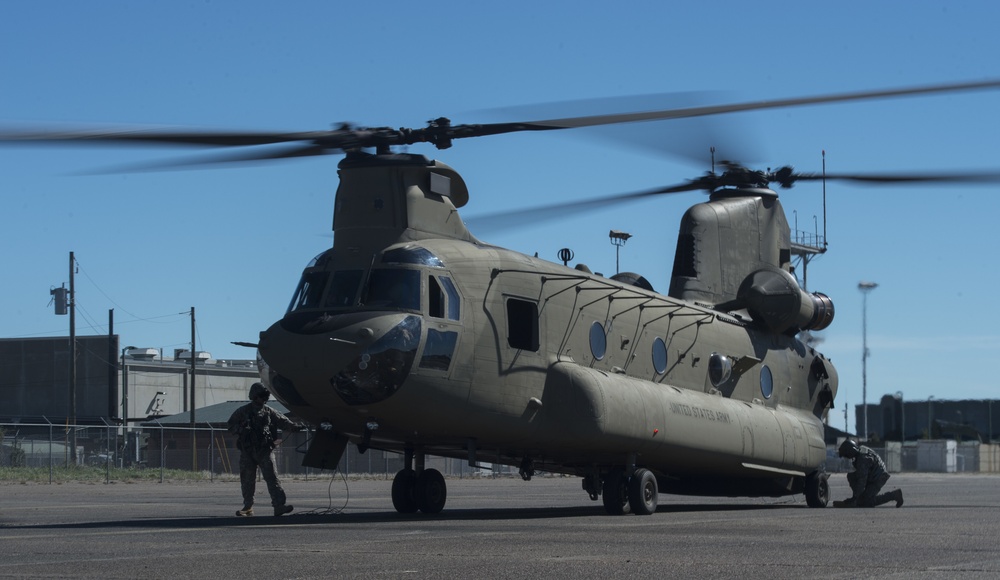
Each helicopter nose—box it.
[330,314,421,405]
[258,312,422,407]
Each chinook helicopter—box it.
[4,80,1000,516]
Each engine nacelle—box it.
[737,267,834,334]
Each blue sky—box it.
[3,1,999,435]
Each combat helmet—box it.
[248,382,270,401]
[838,439,860,458]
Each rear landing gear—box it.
[628,468,659,515]
[805,470,830,508]
[600,467,658,515]
[602,468,631,515]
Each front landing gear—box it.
[600,467,659,516]
[391,468,419,513]
[391,449,448,514]
[415,468,447,513]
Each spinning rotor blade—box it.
[465,181,704,233]
[0,125,348,147]
[778,170,1000,186]
[81,144,333,173]
[466,166,1000,234]
[3,78,999,160]
[520,79,1000,129]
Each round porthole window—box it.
[760,365,773,399]
[652,337,668,374]
[708,353,732,387]
[589,321,607,361]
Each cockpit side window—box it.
[429,275,444,318]
[365,268,421,311]
[429,275,461,321]
[440,276,460,321]
[287,271,328,313]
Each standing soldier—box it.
[834,439,904,508]
[228,383,303,516]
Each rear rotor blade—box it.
[464,181,704,234]
[788,170,1000,185]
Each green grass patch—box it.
[0,465,226,484]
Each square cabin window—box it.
[506,298,539,351]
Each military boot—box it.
[872,489,903,508]
[274,504,293,516]
[236,506,254,517]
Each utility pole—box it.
[108,309,116,420]
[190,307,197,470]
[69,251,77,464]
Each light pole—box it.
[894,391,905,442]
[609,230,632,275]
[859,281,878,440]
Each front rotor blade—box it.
[4,78,999,157]
[81,144,333,173]
[514,79,1000,130]
[0,125,349,148]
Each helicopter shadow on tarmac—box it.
[9,502,799,531]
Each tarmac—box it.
[2,472,999,579]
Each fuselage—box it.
[256,151,839,498]
[258,237,837,487]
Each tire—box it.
[602,468,631,515]
[415,468,447,514]
[391,469,418,513]
[628,468,659,515]
[805,470,830,508]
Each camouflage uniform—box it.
[837,441,903,508]
[227,385,299,514]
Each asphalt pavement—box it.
[2,472,999,579]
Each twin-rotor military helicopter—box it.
[5,79,1000,515]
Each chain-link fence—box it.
[0,421,511,482]
[824,440,1000,473]
[4,422,998,483]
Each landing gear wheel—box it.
[391,469,418,513]
[415,468,447,514]
[602,468,631,515]
[628,468,658,515]
[805,470,830,508]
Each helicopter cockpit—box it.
[286,245,457,315]
[271,243,464,406]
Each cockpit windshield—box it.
[325,270,364,307]
[364,268,421,311]
[287,267,421,314]
[287,269,363,313]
